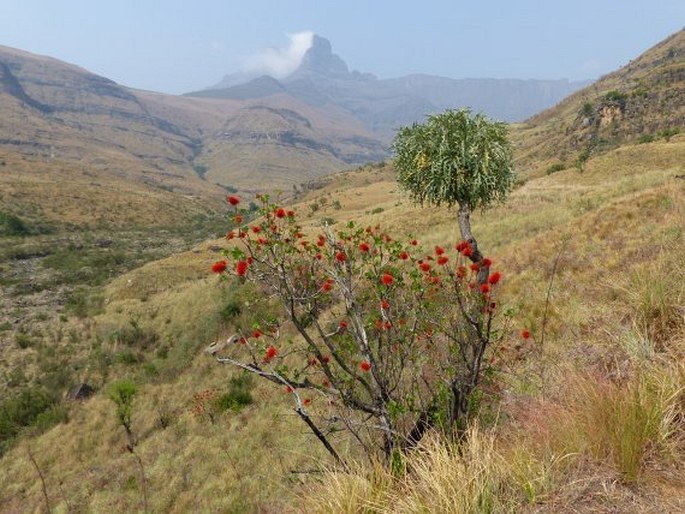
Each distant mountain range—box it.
[188,35,590,138]
[4,30,681,200]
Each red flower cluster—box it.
[381,299,390,310]
[359,242,370,253]
[419,262,431,272]
[435,246,445,256]
[235,260,248,276]
[335,251,346,263]
[264,345,278,362]
[212,260,227,273]
[381,273,394,285]
[399,251,409,260]
[275,207,286,218]
[521,329,531,340]
[437,256,449,265]
[226,195,240,206]
[488,271,502,285]
[322,278,334,292]
[360,360,371,372]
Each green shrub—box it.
[0,387,60,454]
[545,163,566,175]
[215,375,254,413]
[638,134,655,144]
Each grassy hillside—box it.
[0,133,683,512]
[513,28,684,177]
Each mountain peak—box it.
[292,34,349,78]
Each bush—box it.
[0,387,60,454]
[216,375,254,413]
[545,163,566,175]
[212,195,504,463]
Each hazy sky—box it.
[1,1,683,94]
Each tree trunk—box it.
[457,204,489,284]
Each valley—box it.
[0,28,683,513]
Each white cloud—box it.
[240,31,314,78]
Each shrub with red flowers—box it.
[209,195,504,465]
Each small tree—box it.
[392,108,514,278]
[210,195,505,465]
[108,379,148,512]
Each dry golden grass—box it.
[1,138,684,512]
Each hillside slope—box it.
[514,28,684,174]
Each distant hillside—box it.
[191,34,590,138]
[0,44,388,196]
[514,28,685,172]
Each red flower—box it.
[212,260,227,273]
[435,246,445,256]
[482,258,493,267]
[374,319,383,330]
[226,231,235,240]
[420,262,431,272]
[437,256,449,265]
[309,357,319,366]
[321,355,331,364]
[335,252,346,262]
[383,321,392,330]
[456,266,467,278]
[381,273,394,286]
[315,253,323,260]
[226,195,240,206]
[239,337,247,345]
[410,240,418,246]
[480,283,490,294]
[360,360,371,372]
[252,226,261,233]
[316,239,325,247]
[322,280,333,292]
[470,262,480,272]
[303,398,312,406]
[287,210,295,218]
[488,271,502,285]
[381,299,390,310]
[235,260,248,276]
[264,345,278,361]
[275,207,286,218]
[253,329,263,339]
[338,321,348,331]
[399,251,409,260]
[234,214,243,224]
[359,242,370,253]
[521,329,531,340]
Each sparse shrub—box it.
[545,163,565,175]
[108,379,138,445]
[603,90,628,110]
[574,148,591,172]
[15,332,33,349]
[579,102,594,119]
[659,127,680,142]
[638,134,655,144]
[370,207,384,214]
[0,387,60,454]
[219,298,242,323]
[211,193,506,464]
[215,375,254,413]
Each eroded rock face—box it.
[598,105,623,128]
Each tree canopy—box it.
[392,109,515,211]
